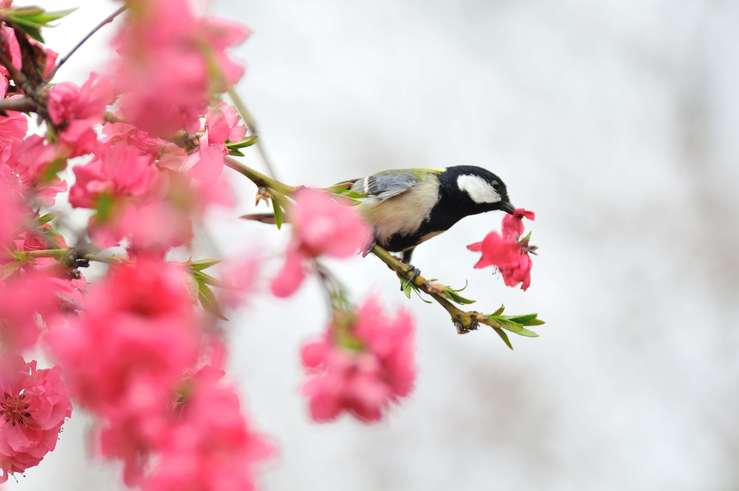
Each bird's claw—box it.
[399,266,421,291]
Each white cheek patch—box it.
[456,174,501,204]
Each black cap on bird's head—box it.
[440,165,515,216]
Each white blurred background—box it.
[8,1,739,490]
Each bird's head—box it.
[441,165,515,216]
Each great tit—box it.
[244,165,514,265]
[333,165,515,264]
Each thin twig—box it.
[226,86,279,179]
[0,95,35,113]
[224,157,295,195]
[17,248,125,265]
[47,5,127,81]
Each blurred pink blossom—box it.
[48,258,199,412]
[113,0,248,136]
[0,272,59,352]
[220,256,262,308]
[300,296,415,422]
[143,366,272,491]
[272,188,372,297]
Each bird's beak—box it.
[501,201,516,214]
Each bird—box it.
[332,165,515,265]
[244,165,515,266]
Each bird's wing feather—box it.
[356,173,418,200]
[349,168,443,202]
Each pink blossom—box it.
[0,175,25,248]
[219,255,262,308]
[300,297,415,422]
[0,26,21,82]
[270,248,306,298]
[102,122,187,167]
[502,208,535,239]
[116,201,192,255]
[467,208,536,290]
[48,258,199,412]
[47,73,114,156]
[0,110,27,164]
[206,104,247,146]
[4,135,67,205]
[0,272,58,352]
[113,0,248,136]
[271,189,371,297]
[143,367,272,491]
[185,141,234,208]
[47,258,202,483]
[98,375,175,485]
[0,356,71,483]
[70,143,158,209]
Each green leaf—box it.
[225,136,257,150]
[271,198,284,229]
[191,269,220,287]
[13,23,43,42]
[227,148,245,157]
[189,258,221,272]
[401,278,413,299]
[492,327,513,350]
[40,158,67,183]
[197,281,227,320]
[492,304,505,316]
[94,193,115,222]
[7,8,76,26]
[507,313,545,326]
[442,288,476,305]
[37,213,55,225]
[497,320,539,337]
[5,7,76,42]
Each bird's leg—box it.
[402,248,415,265]
[399,247,420,289]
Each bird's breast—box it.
[359,175,440,249]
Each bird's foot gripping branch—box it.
[0,1,543,488]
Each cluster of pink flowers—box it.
[300,297,416,422]
[48,259,271,487]
[271,188,372,297]
[1,0,272,486]
[467,208,536,290]
[0,357,71,484]
[113,0,249,136]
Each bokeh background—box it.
[8,1,739,490]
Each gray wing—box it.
[351,171,420,202]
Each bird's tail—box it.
[240,212,277,224]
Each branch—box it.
[15,248,125,265]
[224,157,295,196]
[370,244,520,343]
[0,95,35,113]
[47,5,127,81]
